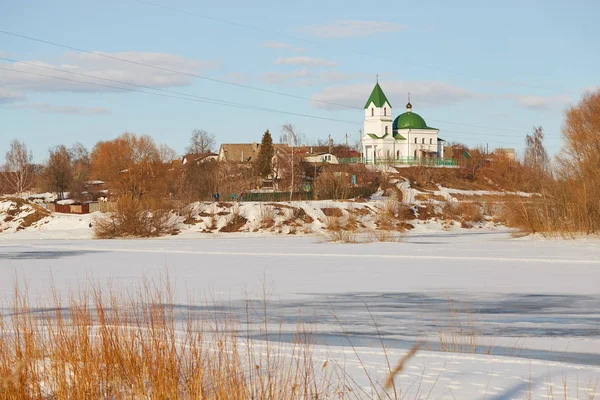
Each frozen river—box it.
[1,231,600,367]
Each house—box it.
[494,148,516,160]
[360,80,446,163]
[218,143,289,162]
[181,152,218,166]
[302,153,339,164]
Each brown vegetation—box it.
[505,90,600,235]
[1,197,50,231]
[0,280,348,399]
[219,206,248,232]
[93,196,178,238]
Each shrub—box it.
[219,205,247,232]
[93,196,178,238]
[257,205,276,229]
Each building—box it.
[494,148,516,160]
[181,152,218,166]
[218,143,289,163]
[361,81,445,164]
[301,153,339,164]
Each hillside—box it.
[0,169,536,239]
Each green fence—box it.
[339,157,458,167]
[218,187,374,202]
[219,192,314,202]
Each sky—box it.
[1,0,599,163]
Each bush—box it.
[93,196,178,238]
[257,205,276,229]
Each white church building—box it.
[361,81,445,164]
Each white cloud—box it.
[275,56,337,67]
[10,102,111,115]
[262,41,305,53]
[261,69,363,86]
[0,87,24,104]
[0,51,218,95]
[303,20,406,38]
[508,94,571,111]
[262,69,313,85]
[311,81,491,110]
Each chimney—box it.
[310,146,313,154]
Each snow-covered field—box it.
[1,227,600,398]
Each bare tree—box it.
[45,145,73,200]
[280,124,299,201]
[70,142,91,201]
[159,143,178,163]
[2,139,33,194]
[185,129,215,154]
[524,126,549,173]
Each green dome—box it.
[393,112,435,130]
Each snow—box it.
[1,232,599,397]
[1,194,599,397]
[56,199,76,205]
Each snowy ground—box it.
[1,230,600,398]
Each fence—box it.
[339,157,458,167]
[222,192,315,202]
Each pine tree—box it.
[257,130,274,179]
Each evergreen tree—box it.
[257,130,274,179]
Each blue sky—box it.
[1,0,598,162]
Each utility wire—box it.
[0,66,361,125]
[2,56,533,142]
[0,29,542,135]
[132,0,576,95]
[0,29,356,111]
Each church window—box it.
[396,150,400,159]
[371,108,374,117]
[422,138,425,144]
[384,107,387,116]
[430,138,433,144]
[385,126,388,134]
[414,137,417,144]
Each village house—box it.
[218,143,289,163]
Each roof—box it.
[367,133,389,139]
[364,82,391,109]
[393,112,437,130]
[219,143,289,162]
[219,143,260,162]
[182,152,217,163]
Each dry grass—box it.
[442,201,484,227]
[0,197,51,230]
[257,205,276,229]
[375,199,412,232]
[93,196,178,238]
[0,279,350,399]
[327,229,358,243]
[321,207,344,218]
[324,214,344,232]
[219,205,248,232]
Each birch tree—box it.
[2,139,33,193]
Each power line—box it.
[2,65,534,147]
[0,29,550,135]
[132,0,576,95]
[0,66,361,125]
[1,58,534,142]
[0,29,356,111]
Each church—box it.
[361,80,445,164]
